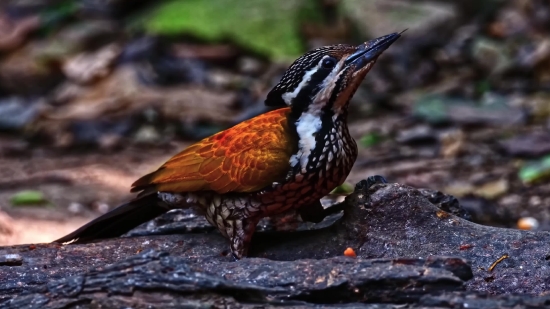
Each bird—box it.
[54,32,402,259]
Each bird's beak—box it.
[344,31,403,70]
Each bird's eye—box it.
[321,57,336,69]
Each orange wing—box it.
[132,107,296,196]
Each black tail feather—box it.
[53,194,168,244]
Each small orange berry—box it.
[517,217,539,230]
[344,247,356,258]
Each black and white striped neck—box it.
[288,107,352,177]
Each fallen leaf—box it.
[10,190,48,206]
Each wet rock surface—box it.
[1,182,550,308]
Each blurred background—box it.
[0,0,549,245]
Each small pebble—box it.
[62,44,121,84]
[92,202,110,214]
[517,217,539,230]
[0,254,23,266]
[238,57,263,75]
[529,196,542,207]
[67,202,84,214]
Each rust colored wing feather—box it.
[132,108,295,195]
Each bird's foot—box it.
[226,218,258,261]
[231,252,241,261]
[366,175,388,187]
[355,175,388,192]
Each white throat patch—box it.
[289,105,323,171]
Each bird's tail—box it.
[53,193,168,244]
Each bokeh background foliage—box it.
[143,0,323,61]
[1,0,550,244]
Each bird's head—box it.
[266,32,402,119]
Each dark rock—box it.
[1,182,550,306]
[341,0,458,39]
[120,38,207,85]
[0,253,22,266]
[417,188,472,221]
[0,13,40,52]
[0,45,65,96]
[413,94,527,126]
[33,20,121,63]
[438,25,478,65]
[66,118,133,148]
[458,197,512,227]
[135,57,207,86]
[396,125,438,145]
[62,43,121,85]
[118,36,160,63]
[0,97,44,131]
[3,249,468,307]
[124,208,215,237]
[500,132,550,157]
[77,0,154,18]
[419,292,550,309]
[56,20,120,52]
[471,38,512,75]
[346,182,550,295]
[35,66,239,147]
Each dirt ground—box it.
[0,143,182,245]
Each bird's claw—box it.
[355,175,388,192]
[366,175,387,187]
[231,252,241,261]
